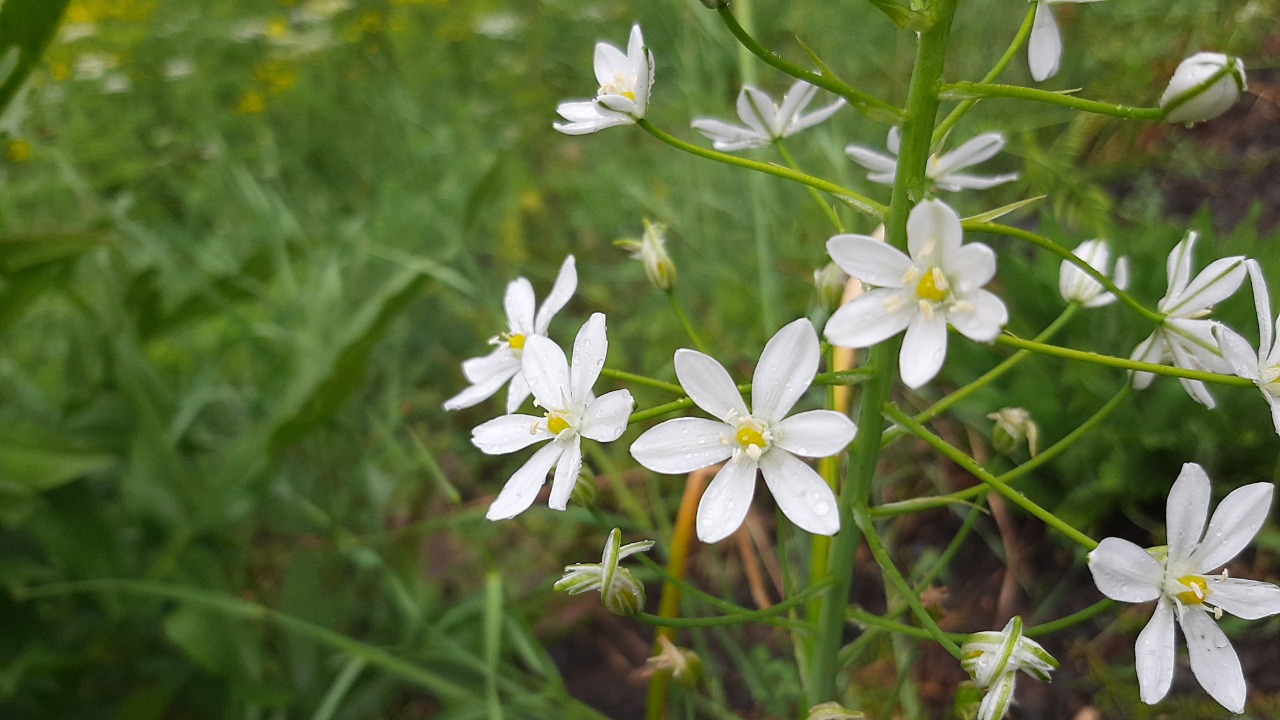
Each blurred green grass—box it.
[0,0,1277,717]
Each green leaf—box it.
[0,0,71,118]
[162,605,246,676]
[0,437,115,493]
[963,195,1046,224]
[268,268,428,450]
[0,232,110,274]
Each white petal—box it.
[690,118,769,152]
[1178,606,1246,714]
[737,85,777,137]
[948,288,1008,342]
[547,436,582,511]
[593,40,629,88]
[444,366,517,411]
[521,335,570,411]
[931,133,1006,177]
[534,255,577,334]
[1028,3,1062,82]
[1267,393,1280,437]
[1128,332,1164,390]
[596,93,638,115]
[1246,259,1274,355]
[775,81,818,134]
[1189,481,1274,572]
[505,371,532,414]
[789,98,845,135]
[934,172,1020,191]
[759,449,839,536]
[1209,578,1280,620]
[553,108,633,135]
[674,349,749,421]
[1164,232,1198,304]
[1135,597,1176,705]
[752,318,819,422]
[1165,256,1246,318]
[1087,537,1165,602]
[696,456,758,543]
[630,417,734,474]
[844,144,899,174]
[823,288,915,349]
[570,313,608,402]
[486,441,563,520]
[907,199,964,264]
[461,347,519,384]
[634,45,654,117]
[866,170,896,187]
[581,389,634,442]
[946,243,998,292]
[504,277,536,334]
[1166,462,1210,566]
[472,414,552,454]
[976,672,1016,720]
[772,410,857,457]
[899,310,948,388]
[826,235,912,287]
[886,126,901,155]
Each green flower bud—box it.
[647,636,703,688]
[616,219,676,291]
[987,407,1039,457]
[554,528,655,616]
[1160,53,1247,125]
[814,261,851,313]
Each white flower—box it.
[554,527,654,616]
[615,218,676,290]
[1059,239,1129,307]
[1160,53,1247,125]
[553,24,654,135]
[1087,463,1280,713]
[823,199,1009,388]
[630,318,855,543]
[444,256,577,413]
[844,128,1019,193]
[472,313,634,520]
[690,80,845,152]
[1214,260,1280,435]
[961,616,1057,720]
[1027,0,1104,82]
[1129,232,1246,408]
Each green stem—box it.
[600,367,685,395]
[636,119,887,220]
[846,606,968,643]
[931,3,1038,146]
[964,221,1161,324]
[808,0,959,704]
[776,140,845,232]
[873,385,1131,518]
[631,553,806,630]
[668,288,710,353]
[635,581,829,629]
[995,335,1254,387]
[940,82,1165,120]
[883,404,1098,551]
[1024,599,1116,637]
[716,5,903,123]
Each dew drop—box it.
[813,501,831,516]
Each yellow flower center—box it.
[508,334,526,350]
[1175,575,1209,605]
[736,425,766,448]
[547,413,571,435]
[915,267,949,303]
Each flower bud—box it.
[1160,53,1247,125]
[987,407,1039,457]
[570,466,598,508]
[615,219,677,291]
[1059,239,1128,308]
[814,262,851,313]
[647,636,703,688]
[805,702,865,720]
[553,528,655,616]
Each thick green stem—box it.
[995,335,1254,387]
[806,0,959,704]
[940,82,1165,120]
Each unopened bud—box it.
[987,407,1039,457]
[805,702,865,720]
[647,636,703,688]
[814,262,851,313]
[1160,53,1247,125]
[615,218,677,291]
[553,528,654,616]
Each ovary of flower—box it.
[553,24,654,135]
[1215,260,1280,435]
[1087,463,1280,713]
[1129,232,1245,408]
[470,313,634,520]
[629,318,856,544]
[1059,239,1129,308]
[1027,0,1105,83]
[443,256,576,413]
[844,128,1018,193]
[690,80,845,152]
[823,199,1008,389]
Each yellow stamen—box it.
[915,267,948,303]
[547,414,571,435]
[736,426,765,449]
[1175,575,1209,605]
[508,334,526,350]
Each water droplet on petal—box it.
[813,501,831,516]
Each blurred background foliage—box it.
[0,0,1277,717]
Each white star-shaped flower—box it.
[823,199,1009,388]
[961,616,1057,720]
[1214,260,1280,435]
[844,128,1018,193]
[1027,0,1105,83]
[690,80,845,152]
[444,256,577,413]
[1129,232,1245,408]
[1059,239,1129,308]
[629,318,855,544]
[553,24,654,135]
[472,313,634,520]
[1087,463,1280,713]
